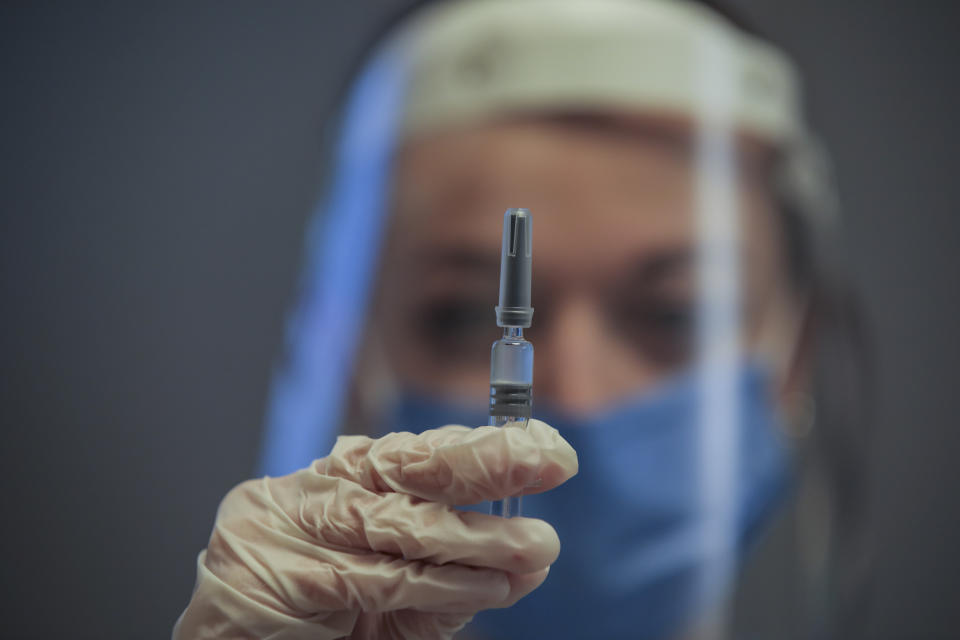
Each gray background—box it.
[1,1,957,637]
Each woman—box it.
[175,1,870,638]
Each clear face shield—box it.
[262,1,846,638]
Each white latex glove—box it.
[173,419,578,639]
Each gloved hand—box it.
[173,419,578,639]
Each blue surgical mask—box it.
[384,363,791,640]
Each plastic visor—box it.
[260,3,803,635]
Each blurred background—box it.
[1,1,958,637]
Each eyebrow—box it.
[406,244,692,289]
[629,248,693,283]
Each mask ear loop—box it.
[752,283,838,638]
[777,292,819,440]
[786,289,840,638]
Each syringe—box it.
[489,208,534,518]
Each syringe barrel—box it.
[489,332,533,418]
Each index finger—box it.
[316,419,578,504]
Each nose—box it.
[534,295,658,415]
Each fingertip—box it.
[496,567,551,609]
[519,517,561,566]
[523,419,579,492]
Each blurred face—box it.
[370,117,802,414]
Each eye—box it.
[615,297,694,367]
[415,297,498,350]
[639,301,692,333]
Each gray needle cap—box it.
[496,208,533,328]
